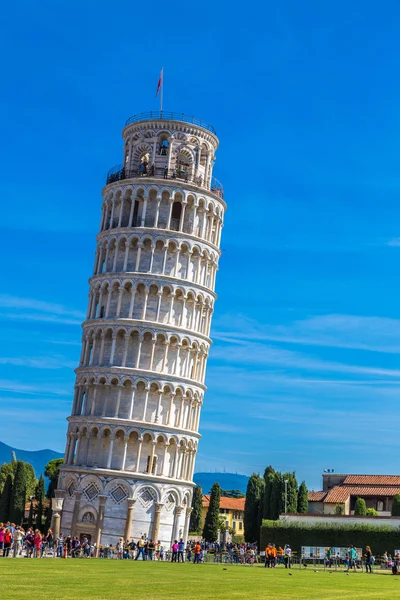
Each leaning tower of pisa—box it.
[54,111,225,548]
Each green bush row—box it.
[261,519,400,555]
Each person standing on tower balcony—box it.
[163,166,168,179]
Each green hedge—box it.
[261,519,400,555]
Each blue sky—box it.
[2,0,400,489]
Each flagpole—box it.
[160,67,164,113]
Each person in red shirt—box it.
[3,528,12,558]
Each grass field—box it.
[1,560,397,600]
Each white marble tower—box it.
[56,111,225,548]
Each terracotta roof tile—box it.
[308,491,327,501]
[202,495,245,510]
[324,486,400,503]
[343,475,400,486]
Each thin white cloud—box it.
[211,340,400,378]
[213,313,400,354]
[200,421,245,434]
[0,356,75,369]
[0,294,85,325]
[387,238,400,247]
[0,379,70,396]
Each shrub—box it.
[260,519,400,555]
[354,498,367,516]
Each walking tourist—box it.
[284,544,291,568]
[33,530,42,558]
[135,536,145,560]
[171,539,179,562]
[364,546,373,573]
[177,538,185,562]
[3,528,12,557]
[193,541,201,564]
[148,539,155,560]
[348,545,357,571]
[12,526,24,558]
[0,524,5,554]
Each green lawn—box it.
[0,560,397,600]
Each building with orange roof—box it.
[308,472,400,515]
[202,495,245,535]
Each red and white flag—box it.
[155,68,163,97]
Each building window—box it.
[239,522,243,530]
[146,455,157,475]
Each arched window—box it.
[170,202,182,231]
[160,137,169,155]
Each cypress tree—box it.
[27,500,34,528]
[354,498,367,516]
[0,473,13,522]
[392,494,400,516]
[9,460,27,524]
[262,466,275,519]
[297,481,309,513]
[35,475,45,530]
[244,473,264,543]
[22,462,37,500]
[202,482,221,542]
[270,472,283,520]
[282,472,298,514]
[189,485,203,533]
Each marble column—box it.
[124,498,136,541]
[171,506,184,543]
[51,491,65,540]
[94,495,108,555]
[151,503,163,542]
[71,490,83,537]
[183,507,192,543]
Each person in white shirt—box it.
[284,544,292,569]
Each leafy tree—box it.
[0,473,13,521]
[366,508,378,516]
[202,482,221,542]
[189,485,203,533]
[0,461,16,495]
[335,504,344,515]
[27,500,34,528]
[244,473,264,543]
[354,498,367,516]
[9,461,27,524]
[262,466,275,519]
[35,475,45,529]
[45,458,64,498]
[392,494,400,516]
[297,481,309,513]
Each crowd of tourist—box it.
[1,520,398,573]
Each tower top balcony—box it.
[108,109,222,198]
[124,111,217,136]
[105,164,224,200]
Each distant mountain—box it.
[0,441,63,478]
[193,472,249,494]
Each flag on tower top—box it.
[155,68,163,97]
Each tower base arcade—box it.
[57,469,192,547]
